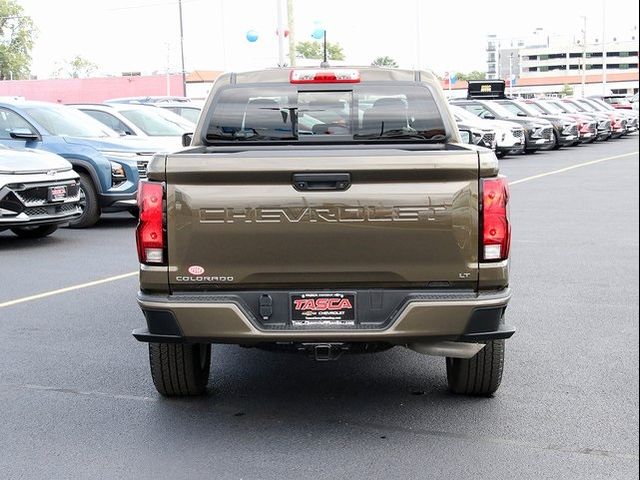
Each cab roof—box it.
[218,67,440,85]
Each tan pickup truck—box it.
[132,67,514,397]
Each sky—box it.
[18,0,640,79]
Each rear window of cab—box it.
[205,84,447,144]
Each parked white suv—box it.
[0,146,81,238]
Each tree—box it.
[455,71,487,81]
[295,41,345,61]
[560,84,574,97]
[371,56,398,68]
[0,0,37,80]
[52,55,98,79]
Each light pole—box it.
[509,53,513,97]
[178,0,187,97]
[580,16,587,97]
[276,0,286,66]
[602,0,607,95]
[415,0,422,69]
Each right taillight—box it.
[136,180,165,264]
[482,176,511,261]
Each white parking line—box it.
[509,151,638,186]
[0,271,137,309]
[1,149,638,309]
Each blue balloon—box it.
[311,28,325,40]
[246,30,259,42]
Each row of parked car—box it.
[450,85,639,157]
[0,97,202,238]
[1,82,637,239]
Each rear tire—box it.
[149,343,211,396]
[446,340,505,396]
[496,151,507,159]
[10,224,58,238]
[68,172,100,228]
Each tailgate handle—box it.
[292,173,351,191]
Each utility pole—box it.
[287,0,296,67]
[178,0,187,97]
[509,53,513,97]
[581,16,587,97]
[165,43,171,96]
[276,0,286,66]
[602,0,607,95]
[415,0,422,69]
[320,30,329,67]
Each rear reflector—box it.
[136,181,165,264]
[290,69,360,84]
[482,177,511,261]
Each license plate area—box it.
[290,292,356,327]
[48,185,68,202]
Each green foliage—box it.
[295,41,345,61]
[371,56,398,68]
[0,0,37,80]
[455,71,487,81]
[560,84,574,97]
[52,55,98,79]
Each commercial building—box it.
[486,28,639,95]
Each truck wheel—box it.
[446,339,505,396]
[69,172,100,228]
[149,343,211,396]
[10,224,58,238]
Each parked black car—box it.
[450,99,555,153]
[494,99,579,149]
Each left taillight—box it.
[136,180,165,265]
[481,176,511,261]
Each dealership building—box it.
[486,29,639,96]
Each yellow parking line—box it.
[0,271,137,309]
[1,149,637,308]
[510,151,638,186]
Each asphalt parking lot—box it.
[1,138,638,479]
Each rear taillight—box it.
[482,177,511,261]
[136,181,165,264]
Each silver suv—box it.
[0,145,81,238]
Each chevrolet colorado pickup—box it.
[133,67,514,397]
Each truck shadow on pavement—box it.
[146,346,495,434]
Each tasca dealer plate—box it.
[291,292,356,326]
[47,185,68,202]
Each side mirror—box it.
[9,128,39,141]
[182,132,193,147]
[458,129,473,144]
[483,114,495,120]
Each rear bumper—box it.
[133,288,514,344]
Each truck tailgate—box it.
[166,148,479,290]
